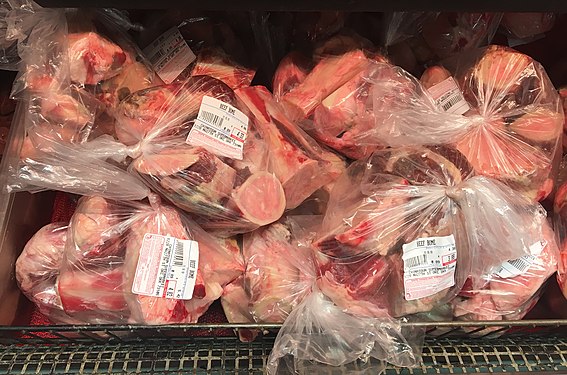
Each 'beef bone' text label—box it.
[402,234,457,301]
[186,96,249,160]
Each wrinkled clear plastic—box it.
[236,85,345,209]
[371,45,563,201]
[190,47,256,90]
[500,13,555,45]
[276,49,388,159]
[15,222,79,324]
[385,13,501,57]
[0,0,21,70]
[243,218,317,324]
[4,3,157,199]
[18,195,244,324]
[266,288,422,374]
[112,76,286,235]
[454,219,558,323]
[313,146,548,319]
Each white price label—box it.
[427,77,470,115]
[402,234,457,301]
[496,255,536,279]
[143,27,196,84]
[186,96,249,160]
[495,240,546,279]
[132,233,200,300]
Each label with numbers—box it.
[143,27,196,84]
[427,77,470,115]
[402,234,457,301]
[132,233,200,300]
[186,96,249,160]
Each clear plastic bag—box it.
[312,146,548,319]
[114,76,285,234]
[4,4,157,199]
[454,219,558,322]
[33,194,244,324]
[266,287,422,374]
[275,49,389,159]
[371,45,563,201]
[15,222,78,324]
[190,47,256,90]
[236,85,345,209]
[242,218,318,324]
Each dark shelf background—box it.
[34,0,567,12]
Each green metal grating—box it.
[1,336,567,374]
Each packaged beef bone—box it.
[500,13,555,45]
[112,75,286,235]
[236,86,345,209]
[370,45,564,202]
[221,216,318,342]
[312,146,549,319]
[21,194,244,325]
[4,3,158,199]
[189,47,256,91]
[274,48,393,160]
[453,219,558,325]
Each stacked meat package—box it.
[4,2,566,374]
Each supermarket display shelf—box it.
[1,335,567,374]
[34,0,567,12]
[1,321,566,373]
[2,320,567,345]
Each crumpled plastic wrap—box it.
[312,146,549,320]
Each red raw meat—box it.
[191,48,256,90]
[58,266,130,322]
[67,32,127,85]
[236,86,345,209]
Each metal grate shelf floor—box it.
[1,336,567,374]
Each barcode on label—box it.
[405,254,428,268]
[201,110,223,127]
[507,257,532,273]
[442,95,462,111]
[173,241,184,267]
